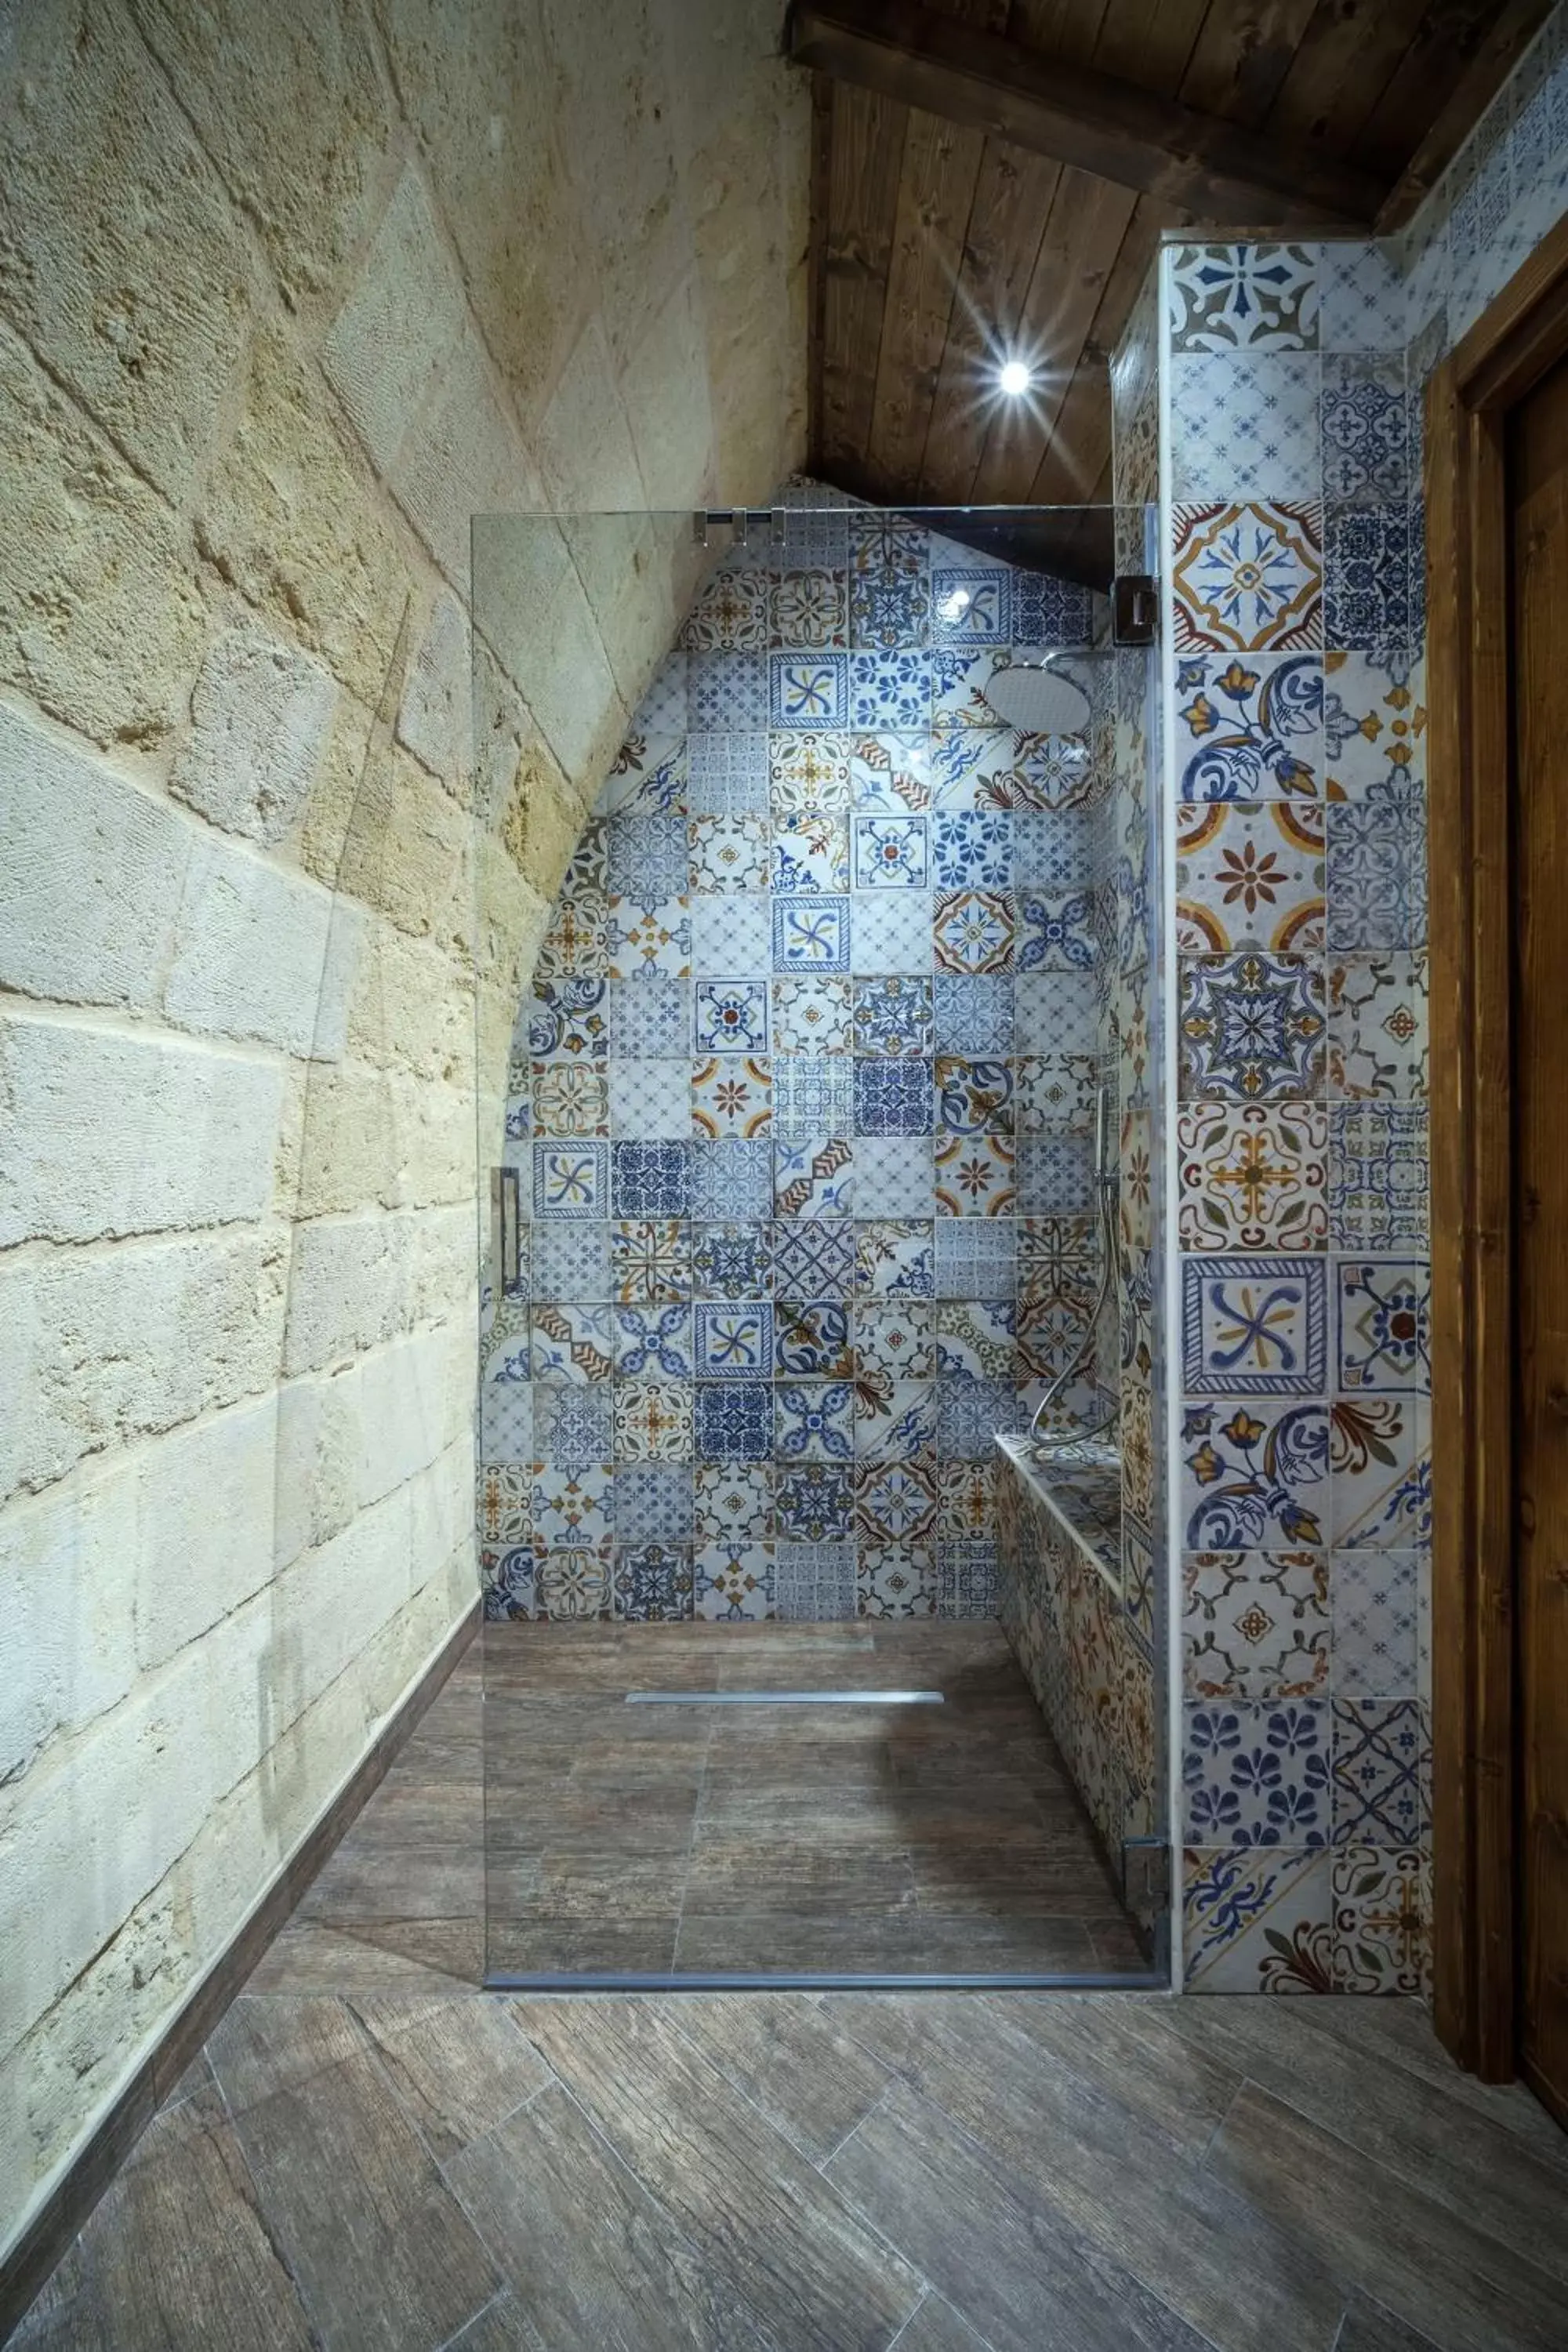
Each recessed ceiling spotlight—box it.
[998,358,1033,397]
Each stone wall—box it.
[0,0,806,2255]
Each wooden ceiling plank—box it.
[1375,0,1557,229]
[1025,190,1166,505]
[817,80,909,473]
[915,138,1064,501]
[968,165,1138,506]
[1175,0,1323,128]
[788,0,1384,227]
[807,74,834,476]
[864,100,990,494]
[1257,0,1436,183]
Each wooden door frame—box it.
[1428,208,1568,2080]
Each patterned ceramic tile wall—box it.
[1161,25,1568,1988]
[480,489,1107,1624]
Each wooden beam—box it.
[1377,0,1557,233]
[787,0,1383,230]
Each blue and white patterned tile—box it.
[848,649,931,731]
[482,1545,538,1622]
[613,1465,695,1544]
[1331,1697,1429,1845]
[934,889,1015,975]
[937,1376,1020,1459]
[612,1380,695,1464]
[772,811,851,895]
[1171,501,1323,655]
[534,1383,613,1468]
[1335,1260,1431,1392]
[771,567,848,649]
[1325,776,1426,951]
[1178,954,1327,1102]
[850,731,931,811]
[695,1460,774,1541]
[532,1141,610,1221]
[691,1221,773,1301]
[695,1541,775,1621]
[848,1136,934,1219]
[934,974,1013,1054]
[530,1464,613,1551]
[849,892,934,975]
[1331,1549,1420,1698]
[851,812,929,890]
[853,1057,935,1137]
[931,648,1011,730]
[682,560,771,652]
[1323,648,1424,803]
[605,898,691,980]
[1167,242,1319,353]
[688,731,770,816]
[693,978,769,1054]
[770,652,850,730]
[1012,572,1094,646]
[855,1378,938,1462]
[931,564,1011,645]
[605,815,689,900]
[690,1054,771,1140]
[1174,653,1324,801]
[1016,888,1099,973]
[935,1301,1016,1381]
[775,1462,856,1541]
[1170,353,1321,500]
[771,1219,857,1298]
[772,895,851,975]
[775,1380,855,1463]
[530,975,609,1063]
[608,1059,689,1139]
[535,1545,612,1622]
[1318,242,1407,353]
[610,1218,692,1305]
[856,1301,937,1380]
[773,1131,854,1218]
[1012,808,1095,888]
[480,1379,535,1465]
[612,1305,694,1382]
[935,1219,1016,1301]
[694,1381,773,1462]
[770,1054,852,1135]
[691,895,771,978]
[1181,1257,1328,1396]
[1328,1104,1428,1249]
[935,1055,1013,1134]
[775,1542,857,1620]
[611,1140,691,1220]
[1182,1846,1332,1991]
[612,1542,694,1623]
[774,1298,855,1379]
[936,1541,1000,1619]
[855,1218,936,1299]
[532,1059,610,1138]
[1321,356,1407,506]
[528,1302,612,1384]
[694,1301,774,1379]
[689,650,768,731]
[691,1139,774,1221]
[852,975,933,1057]
[1183,1699,1331,1846]
[1014,1131,1092,1216]
[770,976,853,1055]
[1323,503,1412,648]
[606,975,691,1060]
[688,815,770,895]
[1179,1397,1329,1550]
[931,809,1014,891]
[1330,1396,1431,1552]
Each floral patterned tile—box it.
[858,1544,938,1620]
[775,1298,855,1380]
[688,815,770,895]
[856,1301,938,1379]
[1176,1102,1327,1252]
[934,1131,1018,1218]
[775,1542,857,1620]
[1178,953,1327,1102]
[850,731,931,811]
[1183,1846,1333,1992]
[934,889,1015,975]
[855,1377,938,1461]
[612,1542,695,1623]
[1321,354,1407,505]
[1330,1844,1429,1995]
[775,1380,856,1463]
[1323,648,1425,803]
[483,1545,537,1621]
[1183,1549,1329,1700]
[1167,243,1319,353]
[535,1544,612,1621]
[775,1462,855,1541]
[774,810,851,896]
[1323,503,1412,648]
[938,1459,996,1541]
[1170,352,1321,501]
[1181,1256,1327,1396]
[695,1541,775,1621]
[694,1383,773,1463]
[1327,952,1428,1098]
[695,1461,774,1542]
[774,1132,854,1218]
[1331,1549,1420,1698]
[1328,1103,1428,1249]
[1325,778,1426,954]
[1171,502,1323,654]
[1331,1697,1429,1845]
[683,561,770,652]
[856,1218,936,1299]
[613,1465,695,1544]
[1336,1260,1431,1393]
[533,1059,611,1138]
[530,1463,613,1551]
[606,897,691,980]
[530,1301,615,1384]
[770,732,851,812]
[773,568,848,650]
[771,976,853,1054]
[612,1381,695,1464]
[691,1054,771,1139]
[1179,1398,1329,1551]
[478,1463,532,1546]
[1183,1698,1331,1846]
[1176,800,1324,953]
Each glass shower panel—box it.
[472,500,1165,1986]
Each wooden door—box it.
[1510,347,1568,2131]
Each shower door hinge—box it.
[1121,1835,1171,1913]
[1112,574,1157,646]
[691,508,784,550]
[491,1166,523,1297]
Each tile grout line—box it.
[199,2005,335,2352]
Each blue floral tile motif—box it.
[530,975,608,1060]
[772,811,850,895]
[1321,355,1407,504]
[935,1057,1013,1134]
[535,1543,612,1621]
[931,567,1011,644]
[695,1541,775,1621]
[853,975,933,1056]
[1012,572,1093,645]
[851,815,928,889]
[530,1465,613,1549]
[851,568,928,655]
[771,1220,856,1298]
[692,1221,772,1300]
[856,1456,938,1544]
[1337,1261,1431,1392]
[934,975,1012,1054]
[689,730,770,815]
[1331,1551,1419,1698]
[1325,776,1427,951]
[1167,244,1319,354]
[776,1542,856,1620]
[691,1139,773,1221]
[1324,504,1412,648]
[1175,655,1323,800]
[612,1305,694,1381]
[773,896,851,973]
[937,1376,1019,1458]
[774,1132,853,1217]
[775,1299,854,1378]
[1179,953,1327,1101]
[482,1544,537,1622]
[856,1379,937,1461]
[774,1054,854,1130]
[1328,1104,1428,1248]
[1014,809,1094,888]
[527,1303,608,1383]
[614,1465,694,1543]
[695,1382,773,1462]
[533,1223,612,1301]
[851,893,935,975]
[775,1381,855,1462]
[935,1301,1015,1381]
[937,1541,1000,1617]
[1331,1698,1429,1843]
[1181,1846,1331,1991]
[481,1381,533,1465]
[535,1382,613,1468]
[606,815,689,898]
[934,890,1014,975]
[695,1301,773,1379]
[937,1219,1015,1301]
[607,975,691,1060]
[533,1142,608,1221]
[1183,1700,1330,1846]
[854,1138,935,1218]
[612,1141,690,1219]
[694,979,768,1053]
[1014,1131,1091,1215]
[1016,889,1098,972]
[849,650,931,730]
[612,1541,694,1622]
[776,1462,855,1539]
[1180,1399,1327,1548]
[1172,501,1323,653]
[857,1219,936,1298]
[854,1058,934,1137]
[931,810,1013,890]
[770,652,849,728]
[1181,1257,1328,1395]
[689,650,767,730]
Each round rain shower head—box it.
[979,659,1091,738]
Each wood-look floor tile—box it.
[485,1849,688,1921]
[826,2076,1214,2350]
[656,1994,890,2164]
[205,1997,499,2349]
[438,2291,539,2348]
[1000,1996,1241,2160]
[485,1914,682,1974]
[1153,1996,1568,2282]
[673,1911,1100,1975]
[1285,1996,1568,2161]
[511,2001,924,2347]
[682,1835,919,1918]
[828,1995,1344,2351]
[1204,2083,1568,2352]
[1332,2293,1444,2351]
[12,2082,315,2352]
[299,1844,483,1922]
[887,2292,992,2351]
[244,1917,483,1994]
[347,1994,551,2165]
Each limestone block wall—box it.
[0,0,806,2256]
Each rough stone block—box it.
[170,622,338,847]
[132,1398,281,1671]
[163,833,363,1058]
[390,327,540,589]
[323,165,469,474]
[0,1470,136,1788]
[397,588,470,783]
[279,1204,471,1377]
